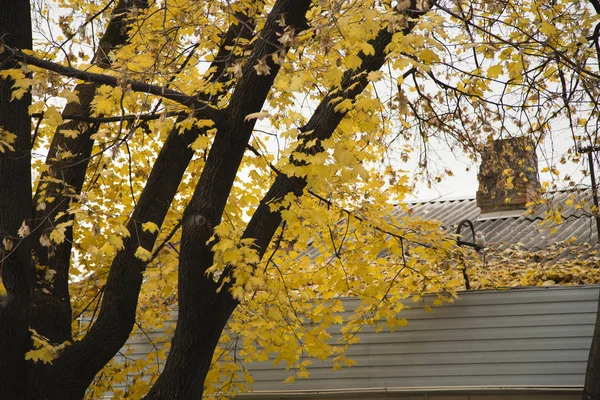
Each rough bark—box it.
[144,1,311,398]
[30,4,262,399]
[28,0,149,347]
[0,0,33,399]
[584,291,600,400]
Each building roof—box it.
[395,188,599,251]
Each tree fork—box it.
[28,0,150,347]
[145,1,311,397]
[31,3,264,399]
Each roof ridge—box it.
[403,187,593,206]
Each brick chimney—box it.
[476,137,540,214]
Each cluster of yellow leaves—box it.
[193,196,468,394]
[25,329,70,364]
[467,241,600,289]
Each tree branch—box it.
[30,110,186,123]
[144,0,312,397]
[2,45,220,120]
[218,0,435,294]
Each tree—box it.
[0,0,599,399]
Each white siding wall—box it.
[239,286,598,398]
[107,286,599,399]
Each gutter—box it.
[235,385,583,398]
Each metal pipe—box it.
[580,145,600,242]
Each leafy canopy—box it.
[1,0,599,398]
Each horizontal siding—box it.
[106,286,599,398]
[244,374,587,390]
[242,286,599,394]
[247,349,589,371]
[237,391,582,400]
[355,325,592,343]
[349,336,592,354]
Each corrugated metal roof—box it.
[395,189,599,250]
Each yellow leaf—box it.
[367,71,384,82]
[487,64,503,79]
[142,221,159,234]
[191,135,210,151]
[60,129,80,139]
[25,348,54,364]
[417,49,439,63]
[44,106,63,126]
[59,89,80,104]
[507,61,523,80]
[223,249,242,265]
[344,54,363,70]
[135,246,153,261]
[297,370,310,379]
[539,22,557,37]
[49,226,66,244]
[0,127,16,153]
[244,111,270,122]
[2,238,13,251]
[108,234,124,250]
[289,75,305,91]
[18,220,30,238]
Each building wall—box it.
[236,390,581,400]
[238,286,598,398]
[108,286,600,398]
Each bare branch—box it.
[2,45,221,120]
[31,110,186,123]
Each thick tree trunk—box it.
[584,291,600,399]
[145,1,311,397]
[0,0,33,399]
[29,0,148,346]
[29,4,262,399]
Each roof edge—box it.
[236,385,583,398]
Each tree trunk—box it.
[584,290,600,399]
[29,0,148,346]
[0,0,33,399]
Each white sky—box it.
[34,1,597,205]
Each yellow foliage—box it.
[6,0,599,397]
[25,329,70,364]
